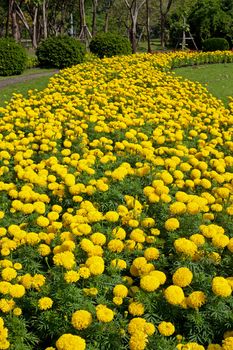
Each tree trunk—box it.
[32,6,38,48]
[79,0,92,49]
[145,0,151,53]
[104,10,109,32]
[92,0,98,36]
[160,13,165,49]
[124,0,146,54]
[42,0,47,39]
[11,2,20,41]
[130,14,137,53]
[159,0,173,50]
[6,0,13,37]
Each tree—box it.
[188,0,233,47]
[159,0,173,49]
[145,0,151,52]
[124,0,146,53]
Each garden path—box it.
[0,69,59,90]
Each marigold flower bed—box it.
[0,51,233,350]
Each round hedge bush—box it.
[0,38,27,76]
[89,32,132,58]
[36,36,85,69]
[202,37,230,52]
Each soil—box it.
[0,69,59,90]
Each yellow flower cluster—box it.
[0,50,232,349]
[128,317,155,350]
[0,317,10,349]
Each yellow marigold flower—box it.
[33,201,46,214]
[1,267,17,282]
[212,235,229,249]
[170,202,186,215]
[52,205,62,213]
[108,239,124,252]
[190,234,205,246]
[105,211,119,222]
[9,284,25,298]
[96,304,114,322]
[0,339,10,350]
[56,333,86,350]
[47,211,59,221]
[222,337,233,350]
[227,238,233,253]
[133,257,147,270]
[113,284,128,298]
[80,238,95,253]
[88,262,104,275]
[144,322,155,336]
[83,287,98,296]
[64,174,76,187]
[165,218,180,231]
[21,203,34,214]
[71,310,92,330]
[13,307,22,316]
[38,244,51,256]
[144,247,160,260]
[186,202,200,215]
[38,297,53,310]
[172,267,193,287]
[79,267,91,279]
[128,302,145,316]
[141,218,155,228]
[129,331,148,350]
[212,277,232,297]
[164,285,185,305]
[158,321,175,336]
[64,270,80,283]
[186,291,206,309]
[111,259,127,269]
[90,232,106,245]
[140,275,160,292]
[113,296,123,305]
[53,251,75,270]
[0,298,15,313]
[37,216,50,227]
[0,281,11,294]
[128,318,147,334]
[207,345,222,350]
[130,229,145,243]
[174,238,198,257]
[149,270,166,284]
[13,263,22,270]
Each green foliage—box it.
[89,32,132,58]
[0,38,27,76]
[188,0,233,47]
[36,36,85,69]
[26,56,39,69]
[202,37,230,51]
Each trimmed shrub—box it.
[89,32,131,58]
[202,38,230,52]
[36,36,85,69]
[0,38,27,76]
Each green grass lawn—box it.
[0,68,55,81]
[174,63,233,106]
[0,70,56,107]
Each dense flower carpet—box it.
[0,51,233,350]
